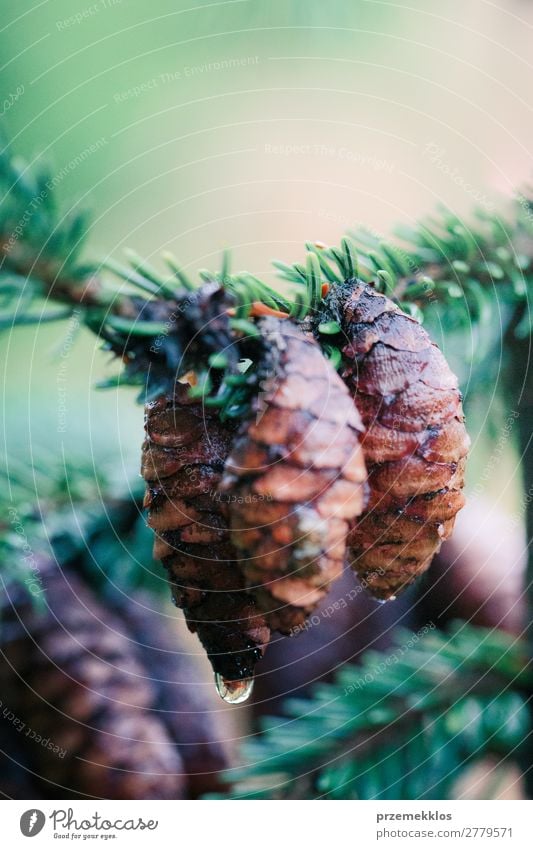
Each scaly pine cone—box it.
[0,563,185,799]
[110,590,230,797]
[325,281,469,600]
[222,318,367,633]
[142,381,270,691]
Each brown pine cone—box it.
[0,563,185,799]
[326,281,469,600]
[142,381,270,688]
[222,318,367,633]
[114,591,230,796]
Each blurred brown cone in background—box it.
[0,560,229,799]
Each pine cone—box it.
[222,318,367,632]
[327,281,469,600]
[0,563,185,799]
[142,381,270,687]
[114,591,230,796]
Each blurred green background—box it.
[1,0,531,497]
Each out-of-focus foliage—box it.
[0,454,164,609]
[214,624,530,800]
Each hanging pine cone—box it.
[131,261,468,700]
[322,280,470,600]
[142,380,270,698]
[222,317,367,632]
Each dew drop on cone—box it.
[215,674,254,704]
[375,595,397,605]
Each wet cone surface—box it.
[333,282,469,599]
[142,382,270,687]
[222,318,367,632]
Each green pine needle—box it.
[161,251,196,291]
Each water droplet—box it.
[215,674,254,704]
[375,594,397,605]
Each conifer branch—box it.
[214,624,532,800]
[3,143,533,794]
